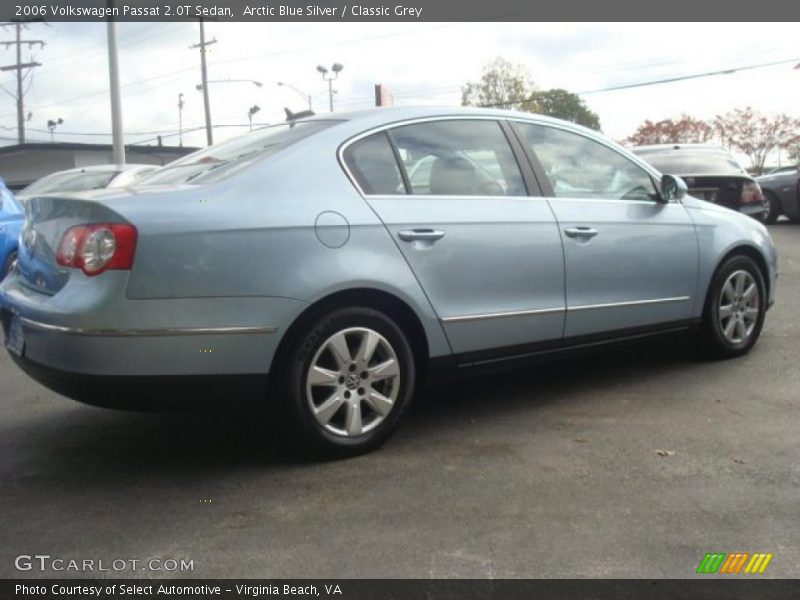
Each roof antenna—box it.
[284,107,315,122]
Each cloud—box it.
[0,22,796,149]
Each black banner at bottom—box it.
[3,579,800,600]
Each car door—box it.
[513,121,699,339]
[341,118,565,355]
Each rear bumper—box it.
[7,350,266,410]
[0,270,304,378]
[738,203,768,219]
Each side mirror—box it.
[659,174,687,202]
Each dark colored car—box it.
[757,165,799,224]
[633,144,767,222]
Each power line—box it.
[578,57,800,94]
[0,23,458,119]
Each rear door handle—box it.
[398,229,445,242]
[564,226,598,239]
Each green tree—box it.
[461,57,537,111]
[529,88,601,131]
[462,59,601,130]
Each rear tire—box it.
[277,306,416,457]
[701,255,766,358]
[763,191,781,224]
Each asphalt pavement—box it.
[1,222,798,579]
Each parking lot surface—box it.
[1,223,798,579]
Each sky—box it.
[0,22,797,164]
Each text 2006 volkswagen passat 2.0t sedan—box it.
[0,107,778,455]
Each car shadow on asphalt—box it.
[1,332,708,483]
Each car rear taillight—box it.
[740,181,765,205]
[56,223,137,276]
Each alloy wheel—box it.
[305,327,401,437]
[718,269,760,344]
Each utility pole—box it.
[190,19,216,146]
[0,22,44,144]
[106,17,125,165]
[177,93,185,146]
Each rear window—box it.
[634,148,744,176]
[138,120,338,186]
[20,170,118,196]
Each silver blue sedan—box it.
[0,107,778,455]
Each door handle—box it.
[564,226,598,239]
[398,229,445,242]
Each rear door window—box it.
[389,120,527,197]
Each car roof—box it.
[294,105,602,137]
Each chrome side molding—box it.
[441,296,690,323]
[18,318,277,337]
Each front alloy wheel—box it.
[717,270,759,345]
[703,255,766,358]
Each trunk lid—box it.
[17,194,131,295]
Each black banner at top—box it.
[2,0,796,22]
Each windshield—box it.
[634,148,744,176]
[20,169,118,197]
[138,120,338,186]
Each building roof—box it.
[0,142,197,156]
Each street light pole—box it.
[106,17,125,165]
[247,105,260,131]
[47,118,63,142]
[316,63,343,113]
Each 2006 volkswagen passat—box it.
[0,107,777,455]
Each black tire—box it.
[701,255,766,359]
[278,306,416,457]
[1,250,17,280]
[763,191,781,225]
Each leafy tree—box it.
[625,115,714,146]
[462,59,601,129]
[529,88,601,131]
[461,57,537,111]
[712,107,800,173]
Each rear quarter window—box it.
[342,132,405,195]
